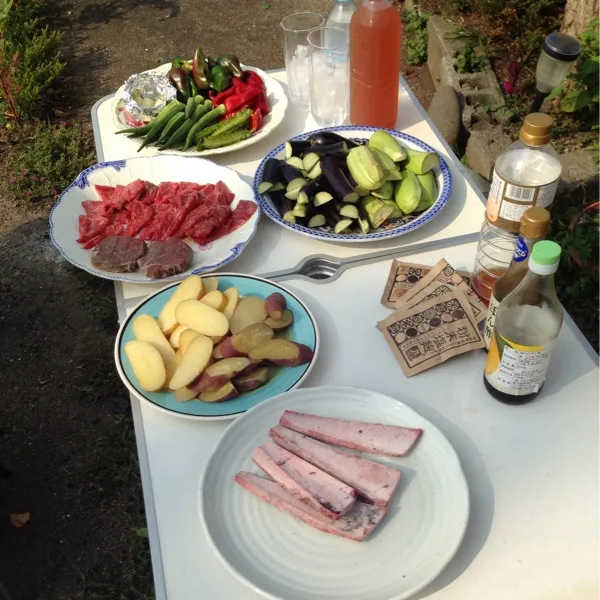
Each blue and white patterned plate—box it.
[49,155,260,283]
[115,273,319,420]
[253,126,453,243]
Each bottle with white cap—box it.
[484,240,564,404]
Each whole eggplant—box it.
[168,67,190,102]
[192,45,210,90]
[216,54,244,78]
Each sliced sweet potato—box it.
[176,299,230,337]
[203,277,219,293]
[125,340,166,392]
[265,292,286,320]
[188,357,250,393]
[157,275,205,336]
[169,324,189,349]
[210,334,227,345]
[212,339,227,360]
[234,366,270,392]
[179,329,201,354]
[264,309,294,331]
[200,290,227,312]
[248,339,314,367]
[220,322,274,358]
[168,335,213,390]
[174,386,198,402]
[223,287,240,321]
[239,358,263,375]
[199,381,239,403]
[132,314,175,365]
[229,296,267,335]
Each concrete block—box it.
[427,85,461,147]
[558,149,600,199]
[465,126,512,181]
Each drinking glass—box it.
[307,26,349,126]
[281,12,325,108]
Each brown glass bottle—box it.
[483,207,551,350]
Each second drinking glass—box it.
[307,26,349,127]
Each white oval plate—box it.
[112,64,288,157]
[49,154,259,283]
[200,385,470,600]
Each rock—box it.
[465,126,512,181]
[427,85,461,147]
[557,149,600,200]
[465,168,491,196]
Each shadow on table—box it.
[397,401,495,599]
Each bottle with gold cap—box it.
[483,206,551,350]
[486,113,562,234]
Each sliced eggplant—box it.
[297,177,322,205]
[307,161,322,179]
[306,141,348,156]
[321,156,359,204]
[309,131,358,148]
[302,152,320,172]
[285,177,307,201]
[292,202,308,218]
[307,214,326,228]
[258,158,282,194]
[269,190,293,219]
[334,218,354,234]
[285,140,311,159]
[280,162,304,184]
[283,211,297,223]
[338,203,359,220]
[324,205,354,234]
[285,156,304,170]
[371,181,394,200]
[357,207,371,234]
[360,196,395,229]
[313,190,334,207]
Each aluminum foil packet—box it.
[121,72,176,123]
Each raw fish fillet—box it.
[253,441,357,520]
[269,426,401,507]
[280,410,423,457]
[235,472,385,542]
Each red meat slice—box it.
[205,200,257,243]
[126,201,155,237]
[214,180,234,204]
[95,185,116,203]
[77,214,111,244]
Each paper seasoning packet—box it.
[377,292,484,377]
[380,260,432,308]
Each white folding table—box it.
[91,69,600,600]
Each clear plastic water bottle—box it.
[327,0,356,34]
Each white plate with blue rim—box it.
[115,273,319,420]
[253,126,452,243]
[49,154,260,283]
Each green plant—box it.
[0,0,64,124]
[455,40,486,73]
[546,18,599,126]
[403,10,430,66]
[1,120,96,202]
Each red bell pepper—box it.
[243,70,265,90]
[249,108,262,133]
[223,87,263,115]
[211,85,238,107]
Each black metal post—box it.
[529,90,547,114]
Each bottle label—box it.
[486,170,559,232]
[484,332,555,395]
[483,293,501,350]
[513,236,529,262]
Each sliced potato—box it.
[223,287,240,321]
[176,299,230,337]
[174,387,199,402]
[199,381,239,403]
[229,296,267,334]
[212,339,227,360]
[179,329,201,354]
[165,348,184,385]
[125,340,166,392]
[203,277,219,293]
[169,335,214,390]
[169,324,189,349]
[200,290,227,312]
[132,314,175,364]
[157,275,205,336]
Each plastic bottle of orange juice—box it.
[349,0,402,128]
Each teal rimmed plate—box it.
[114,273,319,420]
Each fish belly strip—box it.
[235,471,385,542]
[253,441,357,520]
[280,410,423,457]
[269,426,401,507]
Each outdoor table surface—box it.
[122,240,599,600]
[91,70,599,599]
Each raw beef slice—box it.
[91,236,146,273]
[137,238,193,279]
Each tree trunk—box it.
[561,0,599,38]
